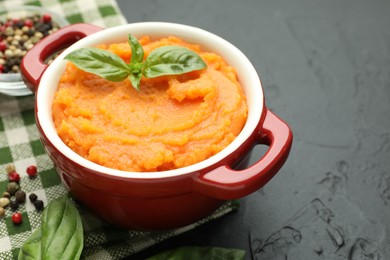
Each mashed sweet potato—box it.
[52,36,247,172]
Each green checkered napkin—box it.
[0,1,238,259]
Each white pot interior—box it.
[36,22,264,179]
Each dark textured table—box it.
[116,0,390,259]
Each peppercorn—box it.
[15,190,26,203]
[8,171,20,182]
[7,182,19,195]
[11,212,23,225]
[0,41,6,52]
[42,14,52,23]
[0,197,10,208]
[0,13,61,74]
[2,192,10,199]
[15,21,24,29]
[26,165,38,177]
[33,200,44,211]
[10,200,18,211]
[29,193,38,203]
[24,19,33,28]
[4,49,13,58]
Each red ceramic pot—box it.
[21,22,292,230]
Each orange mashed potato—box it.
[52,36,247,172]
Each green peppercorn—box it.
[5,27,14,36]
[7,182,19,195]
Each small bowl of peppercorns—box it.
[0,5,68,96]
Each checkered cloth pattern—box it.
[0,0,238,259]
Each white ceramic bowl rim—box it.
[36,22,264,179]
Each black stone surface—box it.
[116,0,390,259]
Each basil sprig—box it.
[64,34,207,90]
[18,196,84,260]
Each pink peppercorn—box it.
[26,165,38,177]
[24,19,33,28]
[8,172,20,183]
[42,14,51,23]
[11,212,23,225]
[0,41,7,52]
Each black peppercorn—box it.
[33,200,44,211]
[25,29,34,37]
[15,190,26,203]
[10,200,19,211]
[16,21,24,29]
[29,193,38,203]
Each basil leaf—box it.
[147,246,245,260]
[65,48,130,82]
[129,73,142,91]
[40,196,83,260]
[65,34,208,91]
[128,34,144,64]
[144,46,207,78]
[18,229,42,260]
[18,196,83,260]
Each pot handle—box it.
[21,23,103,93]
[194,109,293,200]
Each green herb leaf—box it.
[18,229,42,260]
[65,34,207,91]
[128,34,144,64]
[41,196,83,259]
[129,73,142,91]
[146,246,245,260]
[144,46,207,78]
[18,196,84,260]
[64,48,130,82]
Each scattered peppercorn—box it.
[9,200,19,211]
[0,13,60,74]
[26,165,38,178]
[7,182,19,195]
[0,41,6,52]
[8,171,20,183]
[5,163,16,173]
[42,14,51,23]
[29,193,38,203]
[11,212,23,224]
[15,190,26,203]
[33,200,44,211]
[2,192,10,199]
[0,197,10,208]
